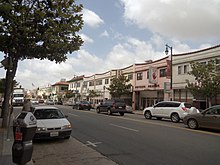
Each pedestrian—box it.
[22,95,33,112]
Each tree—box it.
[186,59,220,107]
[88,90,99,99]
[0,0,84,127]
[107,75,132,98]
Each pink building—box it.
[132,57,170,110]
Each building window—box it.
[77,82,80,87]
[147,70,149,79]
[127,74,133,80]
[178,66,182,75]
[96,79,102,85]
[137,72,143,80]
[159,68,166,77]
[83,82,87,86]
[61,86,68,91]
[89,81,94,86]
[183,65,189,74]
[105,79,109,84]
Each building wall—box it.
[173,45,220,109]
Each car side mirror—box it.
[65,115,68,118]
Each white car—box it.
[33,106,72,139]
[143,101,197,123]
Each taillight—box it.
[112,103,116,109]
[182,107,187,111]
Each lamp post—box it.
[165,44,173,101]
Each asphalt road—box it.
[58,105,220,165]
[13,105,220,165]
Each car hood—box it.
[37,118,70,128]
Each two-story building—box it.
[172,44,220,109]
[132,57,171,110]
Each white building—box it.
[173,44,220,109]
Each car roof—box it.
[34,106,58,110]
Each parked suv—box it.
[143,101,194,123]
[96,99,127,116]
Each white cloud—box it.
[120,0,220,40]
[80,33,94,44]
[100,30,109,37]
[82,8,104,28]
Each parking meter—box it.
[12,112,37,165]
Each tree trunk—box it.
[1,59,18,128]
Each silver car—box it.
[183,105,220,130]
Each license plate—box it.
[119,106,122,108]
[50,132,59,137]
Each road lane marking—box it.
[84,141,102,147]
[68,113,79,117]
[111,116,220,137]
[110,123,139,132]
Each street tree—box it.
[0,0,84,127]
[88,90,99,100]
[186,59,220,107]
[107,75,132,98]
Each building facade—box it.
[132,57,171,110]
[172,45,220,110]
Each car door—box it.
[152,102,165,117]
[200,107,220,130]
[100,100,109,112]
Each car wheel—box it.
[119,112,124,116]
[96,108,100,113]
[144,111,152,119]
[107,109,112,115]
[171,113,180,123]
[188,119,198,129]
[88,108,91,111]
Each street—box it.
[14,105,220,165]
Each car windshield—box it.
[81,101,90,104]
[34,109,65,119]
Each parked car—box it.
[45,99,55,105]
[73,101,92,110]
[63,98,75,106]
[38,99,44,104]
[183,105,220,130]
[31,99,39,105]
[96,98,127,116]
[143,101,196,123]
[33,106,72,139]
[126,105,133,114]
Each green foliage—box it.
[107,75,132,98]
[186,59,220,99]
[0,0,84,127]
[0,0,84,62]
[88,90,99,98]
[65,90,75,98]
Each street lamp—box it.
[165,44,173,100]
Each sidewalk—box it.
[0,117,118,165]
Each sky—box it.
[1,0,220,90]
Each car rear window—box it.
[34,109,65,119]
[184,103,192,108]
[114,99,125,103]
